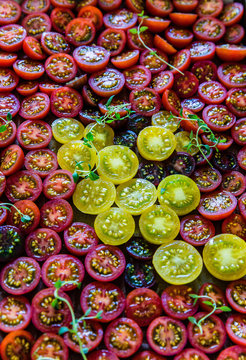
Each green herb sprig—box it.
[0,203,31,223]
[188,294,231,334]
[0,112,12,133]
[129,11,184,75]
[169,109,222,166]
[51,280,103,360]
[72,96,134,182]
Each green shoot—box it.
[0,203,31,223]
[188,294,231,334]
[52,280,103,360]
[129,15,184,75]
[72,97,134,182]
[169,111,221,166]
[0,112,12,133]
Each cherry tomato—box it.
[126,288,162,327]
[0,119,16,148]
[226,280,246,314]
[154,34,177,55]
[111,50,139,69]
[127,27,153,51]
[221,171,246,196]
[161,285,198,320]
[0,0,21,25]
[41,31,70,55]
[0,170,6,196]
[39,80,62,95]
[0,330,33,360]
[198,81,227,105]
[24,149,58,178]
[87,350,119,360]
[174,71,199,98]
[0,257,40,295]
[226,88,246,118]
[73,45,110,73]
[65,18,95,46]
[146,0,173,17]
[0,225,23,262]
[125,260,156,288]
[191,60,217,83]
[0,68,19,92]
[22,12,51,39]
[238,147,246,171]
[51,86,83,117]
[203,234,246,281]
[212,150,238,172]
[218,63,246,89]
[187,312,226,354]
[198,190,237,220]
[137,160,166,187]
[153,241,203,285]
[202,104,236,132]
[98,0,122,11]
[98,28,126,56]
[51,7,75,34]
[13,59,45,80]
[169,13,197,27]
[0,51,17,67]
[151,71,174,94]
[0,24,26,52]
[180,214,215,246]
[0,93,19,119]
[188,41,215,61]
[52,117,84,143]
[166,152,195,177]
[222,214,246,241]
[43,169,75,199]
[25,228,62,262]
[193,16,225,42]
[22,0,50,14]
[31,333,69,360]
[105,317,143,358]
[174,349,209,360]
[140,49,168,75]
[23,36,45,60]
[0,144,24,176]
[165,26,193,49]
[173,0,198,12]
[81,281,125,322]
[64,222,98,256]
[162,89,181,115]
[16,81,39,96]
[217,345,246,360]
[31,288,72,333]
[224,24,245,44]
[16,120,52,149]
[45,53,77,83]
[89,68,125,97]
[216,44,246,62]
[192,166,222,193]
[140,17,170,33]
[181,99,205,115]
[78,6,103,30]
[51,0,75,8]
[41,254,84,291]
[157,175,200,216]
[130,88,161,116]
[40,199,73,232]
[147,316,187,356]
[124,65,151,90]
[126,237,155,261]
[0,296,31,333]
[133,351,167,360]
[103,8,137,30]
[199,282,228,314]
[7,199,40,234]
[196,0,223,17]
[202,132,233,151]
[219,2,244,27]
[5,170,42,203]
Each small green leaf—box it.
[115,113,121,120]
[77,282,82,289]
[203,144,211,153]
[188,316,197,325]
[84,143,92,148]
[202,300,213,307]
[51,299,59,309]
[54,279,63,289]
[86,132,94,141]
[0,125,7,133]
[129,28,138,34]
[138,10,145,17]
[96,310,103,319]
[149,51,157,56]
[106,95,115,107]
[0,206,10,210]
[140,26,148,33]
[72,172,79,183]
[218,306,231,312]
[21,215,31,223]
[84,308,91,316]
[88,171,99,181]
[160,188,165,195]
[58,327,69,335]
[188,114,199,120]
[6,112,12,121]
[180,108,183,116]
[189,131,194,140]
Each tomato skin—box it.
[0,68,19,92]
[216,45,246,62]
[221,171,246,197]
[224,24,245,44]
[173,0,198,12]
[140,17,170,33]
[111,50,139,69]
[13,60,45,80]
[237,147,246,171]
[162,89,181,115]
[103,9,138,30]
[169,13,197,27]
[78,6,103,30]
[130,88,161,117]
[196,0,223,17]
[133,351,167,360]
[140,49,168,74]
[31,333,69,360]
[98,0,122,11]
[45,53,77,83]
[124,65,151,90]
[0,257,41,295]
[0,52,17,67]
[188,41,216,62]
[219,2,244,27]
[165,26,193,49]
[198,190,237,221]
[173,71,199,98]
[154,34,177,55]
[16,81,39,96]
[226,280,246,314]
[51,7,75,34]
[0,144,24,176]
[218,63,246,89]
[0,330,34,360]
[105,317,143,358]
[146,0,173,17]
[0,1,21,25]
[23,36,46,60]
[151,71,174,94]
[51,0,75,9]
[87,350,120,360]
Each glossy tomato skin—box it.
[16,81,39,96]
[188,41,216,62]
[41,254,84,291]
[199,282,228,314]
[85,244,126,282]
[173,0,198,12]
[169,13,197,27]
[0,68,19,92]
[64,222,98,256]
[198,190,237,220]
[23,36,46,60]
[180,214,215,246]
[16,120,52,150]
[40,199,73,232]
[188,312,226,354]
[111,50,139,69]
[0,295,31,333]
[31,333,69,360]
[0,257,40,295]
[219,2,244,27]
[125,288,162,327]
[226,280,246,314]
[13,60,45,80]
[105,317,143,358]
[25,228,62,262]
[32,288,72,333]
[146,0,173,17]
[165,26,193,49]
[81,282,125,322]
[147,316,187,356]
[161,285,198,320]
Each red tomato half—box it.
[64,222,98,256]
[31,333,69,360]
[0,296,31,332]
[180,214,215,246]
[226,280,246,314]
[0,0,21,25]
[50,86,83,117]
[198,190,237,220]
[0,24,26,52]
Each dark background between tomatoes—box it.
[0,0,246,359]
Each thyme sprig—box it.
[129,11,184,75]
[188,294,231,334]
[0,203,31,223]
[51,280,103,360]
[169,110,222,166]
[72,96,134,182]
[0,112,12,133]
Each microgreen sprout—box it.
[188,294,231,334]
[0,112,12,133]
[51,279,103,360]
[169,109,221,166]
[72,96,134,182]
[129,11,184,75]
[0,203,31,223]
